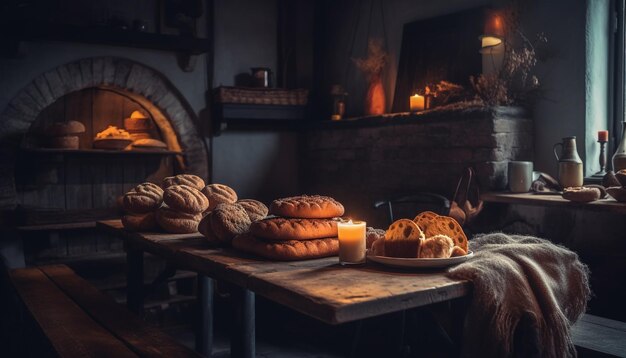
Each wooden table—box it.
[97,220,471,358]
[481,191,626,214]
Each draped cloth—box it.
[447,233,590,357]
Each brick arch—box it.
[0,57,208,179]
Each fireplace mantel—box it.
[301,104,533,227]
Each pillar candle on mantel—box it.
[598,130,609,142]
[337,220,366,265]
[410,94,425,112]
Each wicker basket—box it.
[215,86,308,106]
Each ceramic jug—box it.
[612,120,626,172]
[553,136,583,188]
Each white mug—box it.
[508,161,533,193]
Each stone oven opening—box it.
[1,57,208,221]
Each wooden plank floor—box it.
[572,314,626,357]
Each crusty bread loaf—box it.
[232,233,339,261]
[383,219,424,258]
[202,184,238,211]
[198,212,220,244]
[210,203,252,243]
[156,206,202,234]
[419,235,454,258]
[123,182,164,214]
[269,195,344,219]
[366,227,385,249]
[562,187,601,203]
[163,185,209,214]
[121,212,158,232]
[162,174,205,190]
[132,138,167,150]
[413,211,439,231]
[236,199,268,221]
[250,217,337,241]
[48,135,79,149]
[47,121,86,136]
[451,246,468,257]
[423,216,468,252]
[370,238,385,256]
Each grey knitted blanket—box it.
[447,233,590,357]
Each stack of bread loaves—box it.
[197,184,269,244]
[231,195,345,261]
[371,211,469,259]
[122,174,208,233]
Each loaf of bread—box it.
[250,217,337,241]
[383,219,424,258]
[132,138,167,150]
[162,174,205,190]
[419,235,454,258]
[236,199,268,221]
[156,206,202,234]
[123,182,164,214]
[423,216,468,252]
[47,135,80,149]
[366,227,385,249]
[202,184,238,211]
[232,233,339,261]
[269,195,344,219]
[210,203,252,243]
[163,185,209,214]
[47,121,86,136]
[562,187,601,203]
[413,211,439,231]
[198,212,221,244]
[122,212,158,232]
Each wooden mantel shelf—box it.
[481,192,626,214]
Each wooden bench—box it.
[572,314,626,357]
[9,264,201,358]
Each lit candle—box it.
[410,94,425,112]
[598,130,609,142]
[337,219,366,265]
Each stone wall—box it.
[301,105,533,227]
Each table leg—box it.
[126,248,144,315]
[196,275,214,356]
[231,287,255,358]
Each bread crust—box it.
[232,233,339,261]
[269,195,344,219]
[156,206,202,233]
[47,120,86,136]
[163,185,209,214]
[419,235,454,258]
[413,211,439,231]
[202,184,238,211]
[121,212,158,232]
[162,174,205,190]
[123,182,164,214]
[198,212,221,244]
[250,217,337,241]
[236,199,268,221]
[210,203,252,243]
[48,135,79,149]
[423,216,468,252]
[366,227,385,249]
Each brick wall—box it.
[301,105,533,227]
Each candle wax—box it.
[410,94,425,112]
[337,220,366,264]
[598,130,609,142]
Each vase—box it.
[613,120,626,172]
[365,77,385,116]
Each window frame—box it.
[610,0,625,166]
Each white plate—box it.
[367,251,474,268]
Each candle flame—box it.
[347,219,353,224]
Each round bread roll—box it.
[616,170,626,187]
[198,212,221,244]
[163,185,209,214]
[162,174,205,190]
[122,212,158,232]
[366,227,385,249]
[210,203,252,243]
[413,211,439,231]
[237,199,268,222]
[132,138,167,150]
[451,246,468,257]
[156,206,202,234]
[370,238,385,256]
[606,186,626,202]
[123,182,164,214]
[562,187,601,203]
[602,171,621,188]
[47,135,79,149]
[47,121,86,136]
[423,216,468,252]
[202,184,238,211]
[419,235,455,258]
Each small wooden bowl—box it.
[606,186,626,202]
[93,138,132,150]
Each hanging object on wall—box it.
[479,10,505,53]
[354,38,387,116]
